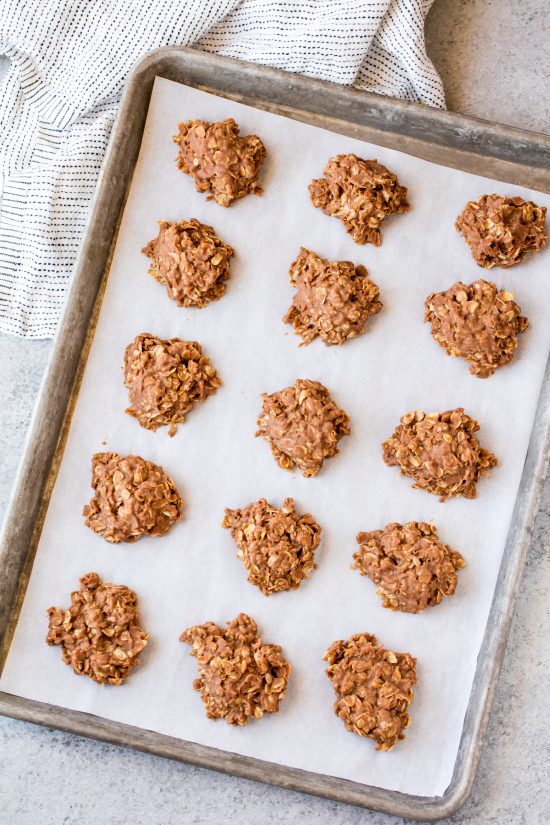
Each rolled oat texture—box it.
[425,279,528,378]
[173,118,266,207]
[222,497,322,595]
[256,378,351,477]
[123,332,221,435]
[324,632,417,750]
[83,452,183,542]
[382,408,497,501]
[354,521,465,613]
[283,247,382,346]
[142,218,234,308]
[180,613,291,725]
[308,153,409,245]
[46,572,149,685]
[455,194,546,268]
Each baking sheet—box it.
[2,77,550,798]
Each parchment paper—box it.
[2,77,550,798]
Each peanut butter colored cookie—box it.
[455,194,546,268]
[324,633,417,751]
[83,452,183,542]
[256,378,351,477]
[142,218,234,308]
[180,613,291,725]
[46,572,148,685]
[309,154,409,245]
[173,118,266,207]
[354,522,465,613]
[382,408,497,501]
[283,247,382,346]
[123,333,221,435]
[222,498,321,595]
[425,279,528,378]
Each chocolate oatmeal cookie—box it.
[323,633,417,750]
[354,522,465,613]
[425,279,528,378]
[46,572,148,685]
[308,154,409,245]
[256,378,351,477]
[83,452,183,542]
[142,218,234,308]
[222,498,322,595]
[455,194,546,268]
[123,333,221,435]
[283,247,382,346]
[180,613,291,725]
[382,408,497,501]
[173,118,266,207]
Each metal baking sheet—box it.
[1,47,550,820]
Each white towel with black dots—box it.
[0,0,444,338]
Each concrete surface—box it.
[1,1,549,822]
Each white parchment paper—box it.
[2,77,550,798]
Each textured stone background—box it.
[1,1,549,822]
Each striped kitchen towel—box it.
[0,0,444,338]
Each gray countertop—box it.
[1,2,549,822]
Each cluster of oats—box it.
[425,279,528,378]
[256,378,351,478]
[455,194,546,268]
[283,247,382,346]
[382,408,498,501]
[222,497,322,595]
[354,522,465,613]
[173,118,266,207]
[309,154,409,245]
[323,632,417,750]
[83,452,183,543]
[142,218,234,308]
[46,572,148,685]
[180,613,291,726]
[123,333,221,435]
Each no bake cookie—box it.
[83,452,183,542]
[180,613,291,725]
[173,118,266,207]
[46,572,148,685]
[323,632,417,751]
[123,333,221,435]
[142,218,234,308]
[256,378,351,477]
[425,279,528,378]
[283,247,382,346]
[354,521,465,613]
[455,194,546,268]
[222,497,322,595]
[308,154,409,245]
[382,408,497,501]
